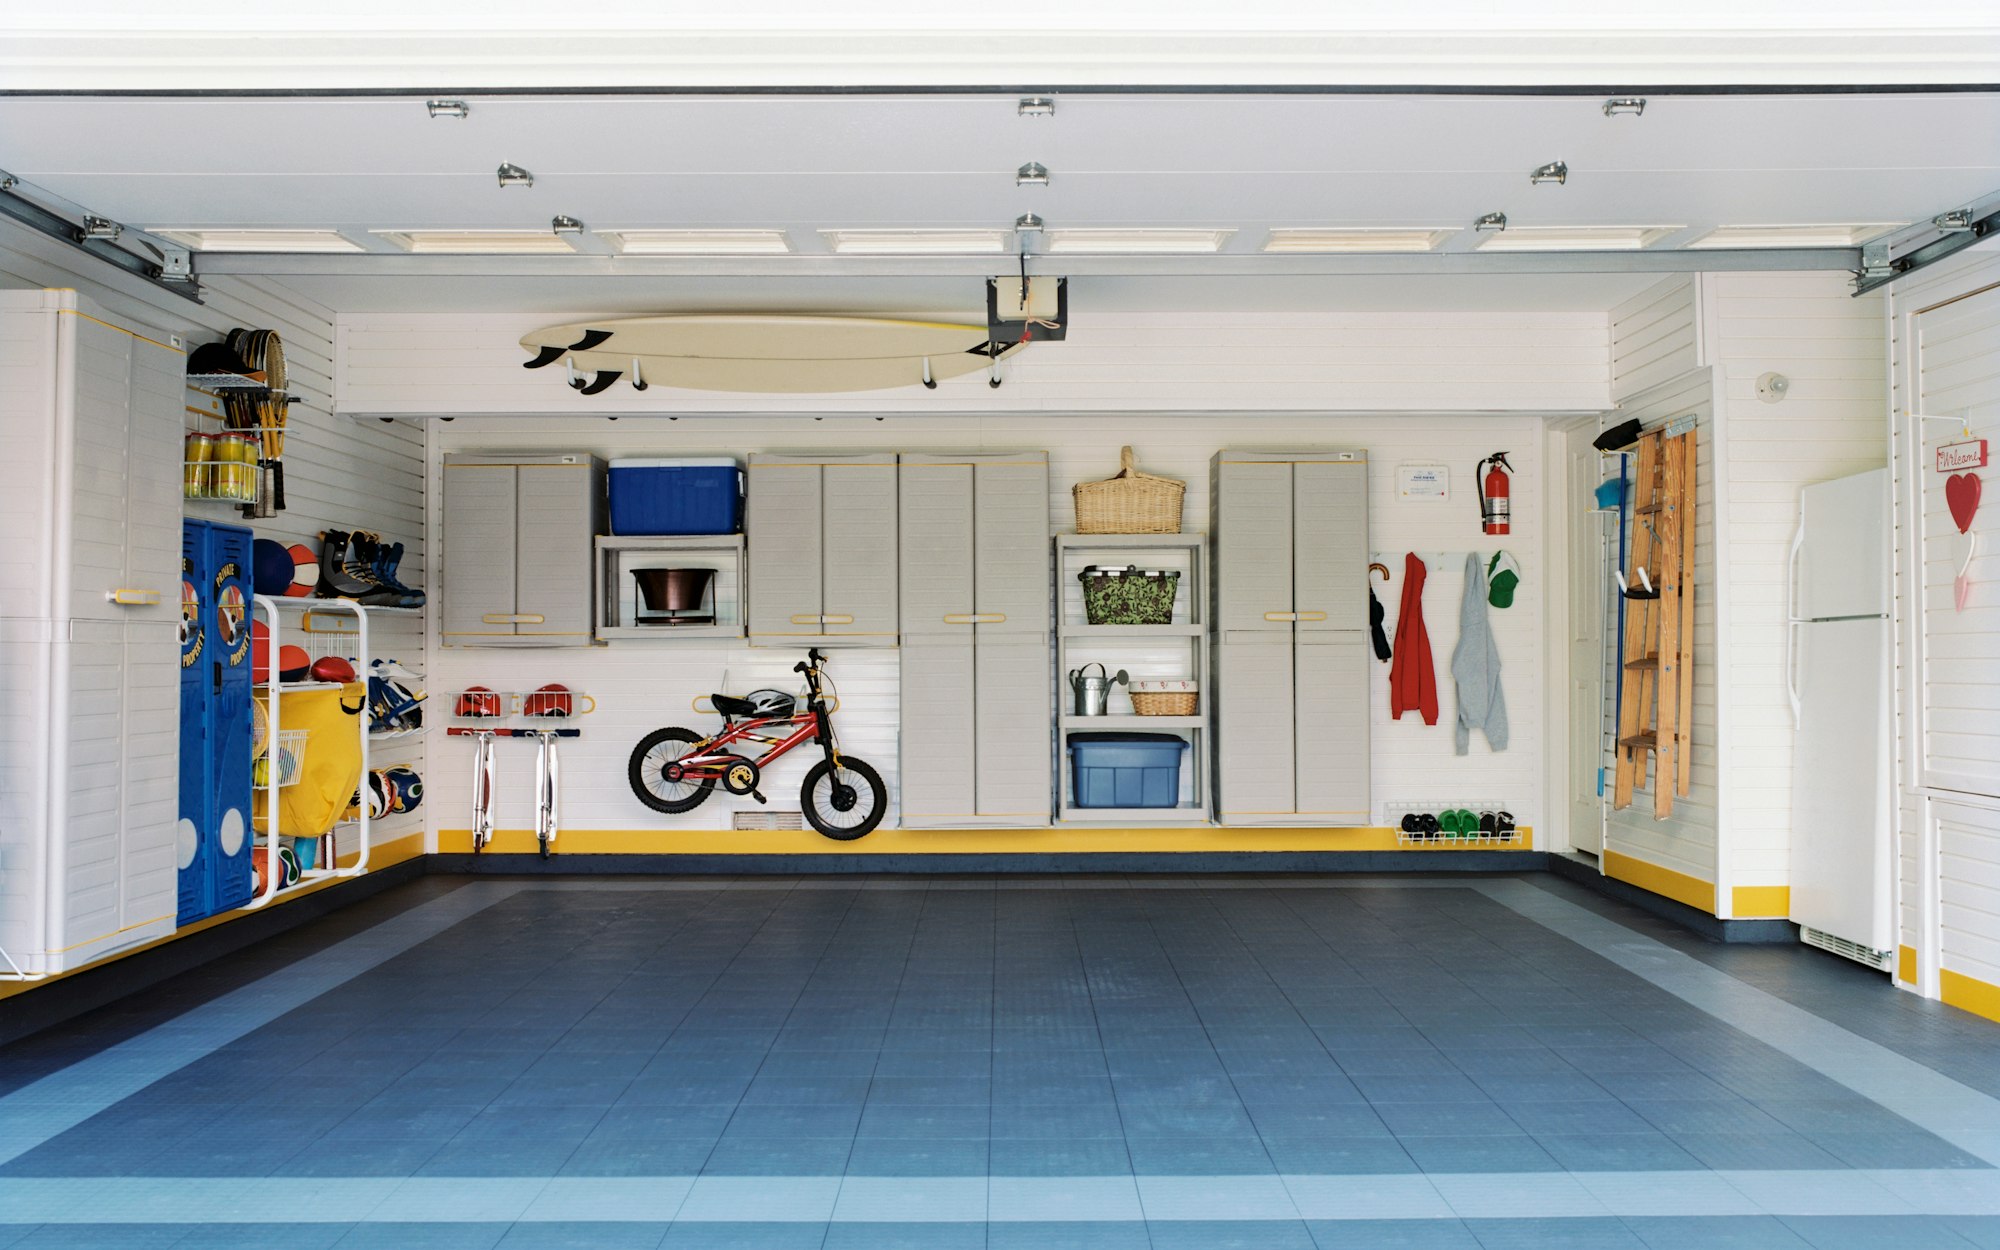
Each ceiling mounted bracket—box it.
[0,170,201,303]
[1852,193,2000,296]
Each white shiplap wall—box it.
[421,415,1547,841]
[1611,277,1701,404]
[1889,245,2000,1002]
[337,311,1612,417]
[1598,369,1721,891]
[1706,271,1888,908]
[0,221,428,874]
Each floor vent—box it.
[1801,927,1893,971]
[733,810,804,831]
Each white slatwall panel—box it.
[0,221,428,869]
[1611,277,1701,403]
[1600,370,1719,889]
[338,311,1611,416]
[1710,272,1888,900]
[424,415,1545,838]
[1937,796,2000,994]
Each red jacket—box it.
[1389,552,1438,725]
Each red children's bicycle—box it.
[626,648,887,840]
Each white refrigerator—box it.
[1786,468,1894,966]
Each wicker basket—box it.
[1073,446,1185,534]
[1130,683,1198,716]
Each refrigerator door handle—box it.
[1786,517,1806,730]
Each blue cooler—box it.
[608,457,743,535]
[1068,732,1188,808]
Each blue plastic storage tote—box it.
[609,457,743,535]
[1068,732,1188,809]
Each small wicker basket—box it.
[1130,681,1199,716]
[1073,446,1185,534]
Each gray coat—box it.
[1450,552,1508,754]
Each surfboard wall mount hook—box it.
[630,358,647,392]
[565,358,584,390]
[921,357,936,390]
[987,344,1003,389]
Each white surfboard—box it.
[519,315,1026,394]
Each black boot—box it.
[315,530,375,599]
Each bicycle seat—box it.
[709,693,758,717]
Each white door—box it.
[1796,470,1890,620]
[1568,426,1608,854]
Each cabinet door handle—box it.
[1295,611,1328,622]
[107,588,161,606]
[819,614,855,625]
[790,614,821,626]
[942,613,1007,624]
[1264,611,1299,622]
[482,613,546,624]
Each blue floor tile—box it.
[1461,1218,1648,1248]
[1304,1220,1482,1248]
[561,1138,718,1176]
[1623,1216,1813,1249]
[703,1135,853,1176]
[330,1226,511,1250]
[657,1227,828,1249]
[820,1223,985,1249]
[1397,1133,1558,1173]
[1147,1220,1317,1249]
[1126,1135,1276,1174]
[494,1224,673,1250]
[1780,1216,1982,1249]
[988,1137,1134,1177]
[986,1222,1149,1249]
[845,1136,989,1176]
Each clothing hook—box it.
[1369,562,1391,582]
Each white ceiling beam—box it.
[192,248,1857,278]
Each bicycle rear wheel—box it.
[629,727,716,814]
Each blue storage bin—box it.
[609,457,743,535]
[1069,732,1188,809]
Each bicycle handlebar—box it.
[794,647,826,675]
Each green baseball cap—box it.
[1488,551,1521,609]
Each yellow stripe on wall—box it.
[439,826,1535,856]
[1730,886,1790,919]
[0,831,427,1001]
[1941,969,2000,1026]
[1604,850,1716,914]
[1899,945,1918,985]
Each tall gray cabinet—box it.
[897,451,1052,827]
[747,451,898,648]
[1211,449,1371,826]
[441,453,603,646]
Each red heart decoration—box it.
[1947,473,1982,534]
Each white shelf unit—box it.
[247,596,421,906]
[1054,533,1212,825]
[595,534,746,642]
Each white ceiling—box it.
[3,90,1995,315]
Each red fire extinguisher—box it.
[1477,452,1514,536]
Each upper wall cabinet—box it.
[441,453,603,646]
[747,451,899,648]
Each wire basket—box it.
[254,729,308,790]
[1073,446,1185,534]
[1130,683,1198,716]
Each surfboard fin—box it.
[579,370,622,396]
[568,329,614,353]
[522,345,565,369]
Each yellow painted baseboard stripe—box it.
[1941,968,2000,1026]
[0,831,426,1001]
[1731,886,1790,919]
[438,826,1533,856]
[1899,945,1918,985]
[1603,850,1717,914]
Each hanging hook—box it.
[988,343,1003,389]
[1369,562,1391,582]
[565,357,583,390]
[921,357,936,390]
[630,357,647,391]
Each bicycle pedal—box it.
[752,790,768,805]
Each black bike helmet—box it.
[742,688,796,718]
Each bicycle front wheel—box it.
[800,757,886,840]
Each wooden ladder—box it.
[1613,421,1697,818]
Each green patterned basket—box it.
[1079,565,1180,625]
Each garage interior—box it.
[3,12,2000,1248]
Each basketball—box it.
[277,644,312,683]
[251,538,295,597]
[285,542,318,597]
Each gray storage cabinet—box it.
[747,452,898,647]
[898,451,1052,826]
[441,453,603,646]
[1211,449,1370,826]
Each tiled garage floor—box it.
[4,874,2000,1248]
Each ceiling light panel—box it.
[150,229,364,253]
[372,229,579,254]
[820,229,1011,255]
[1473,225,1680,252]
[1263,228,1457,254]
[1686,223,1903,249]
[603,229,790,255]
[1043,228,1235,254]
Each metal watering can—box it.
[1068,662,1129,717]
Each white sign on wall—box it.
[1398,464,1450,499]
